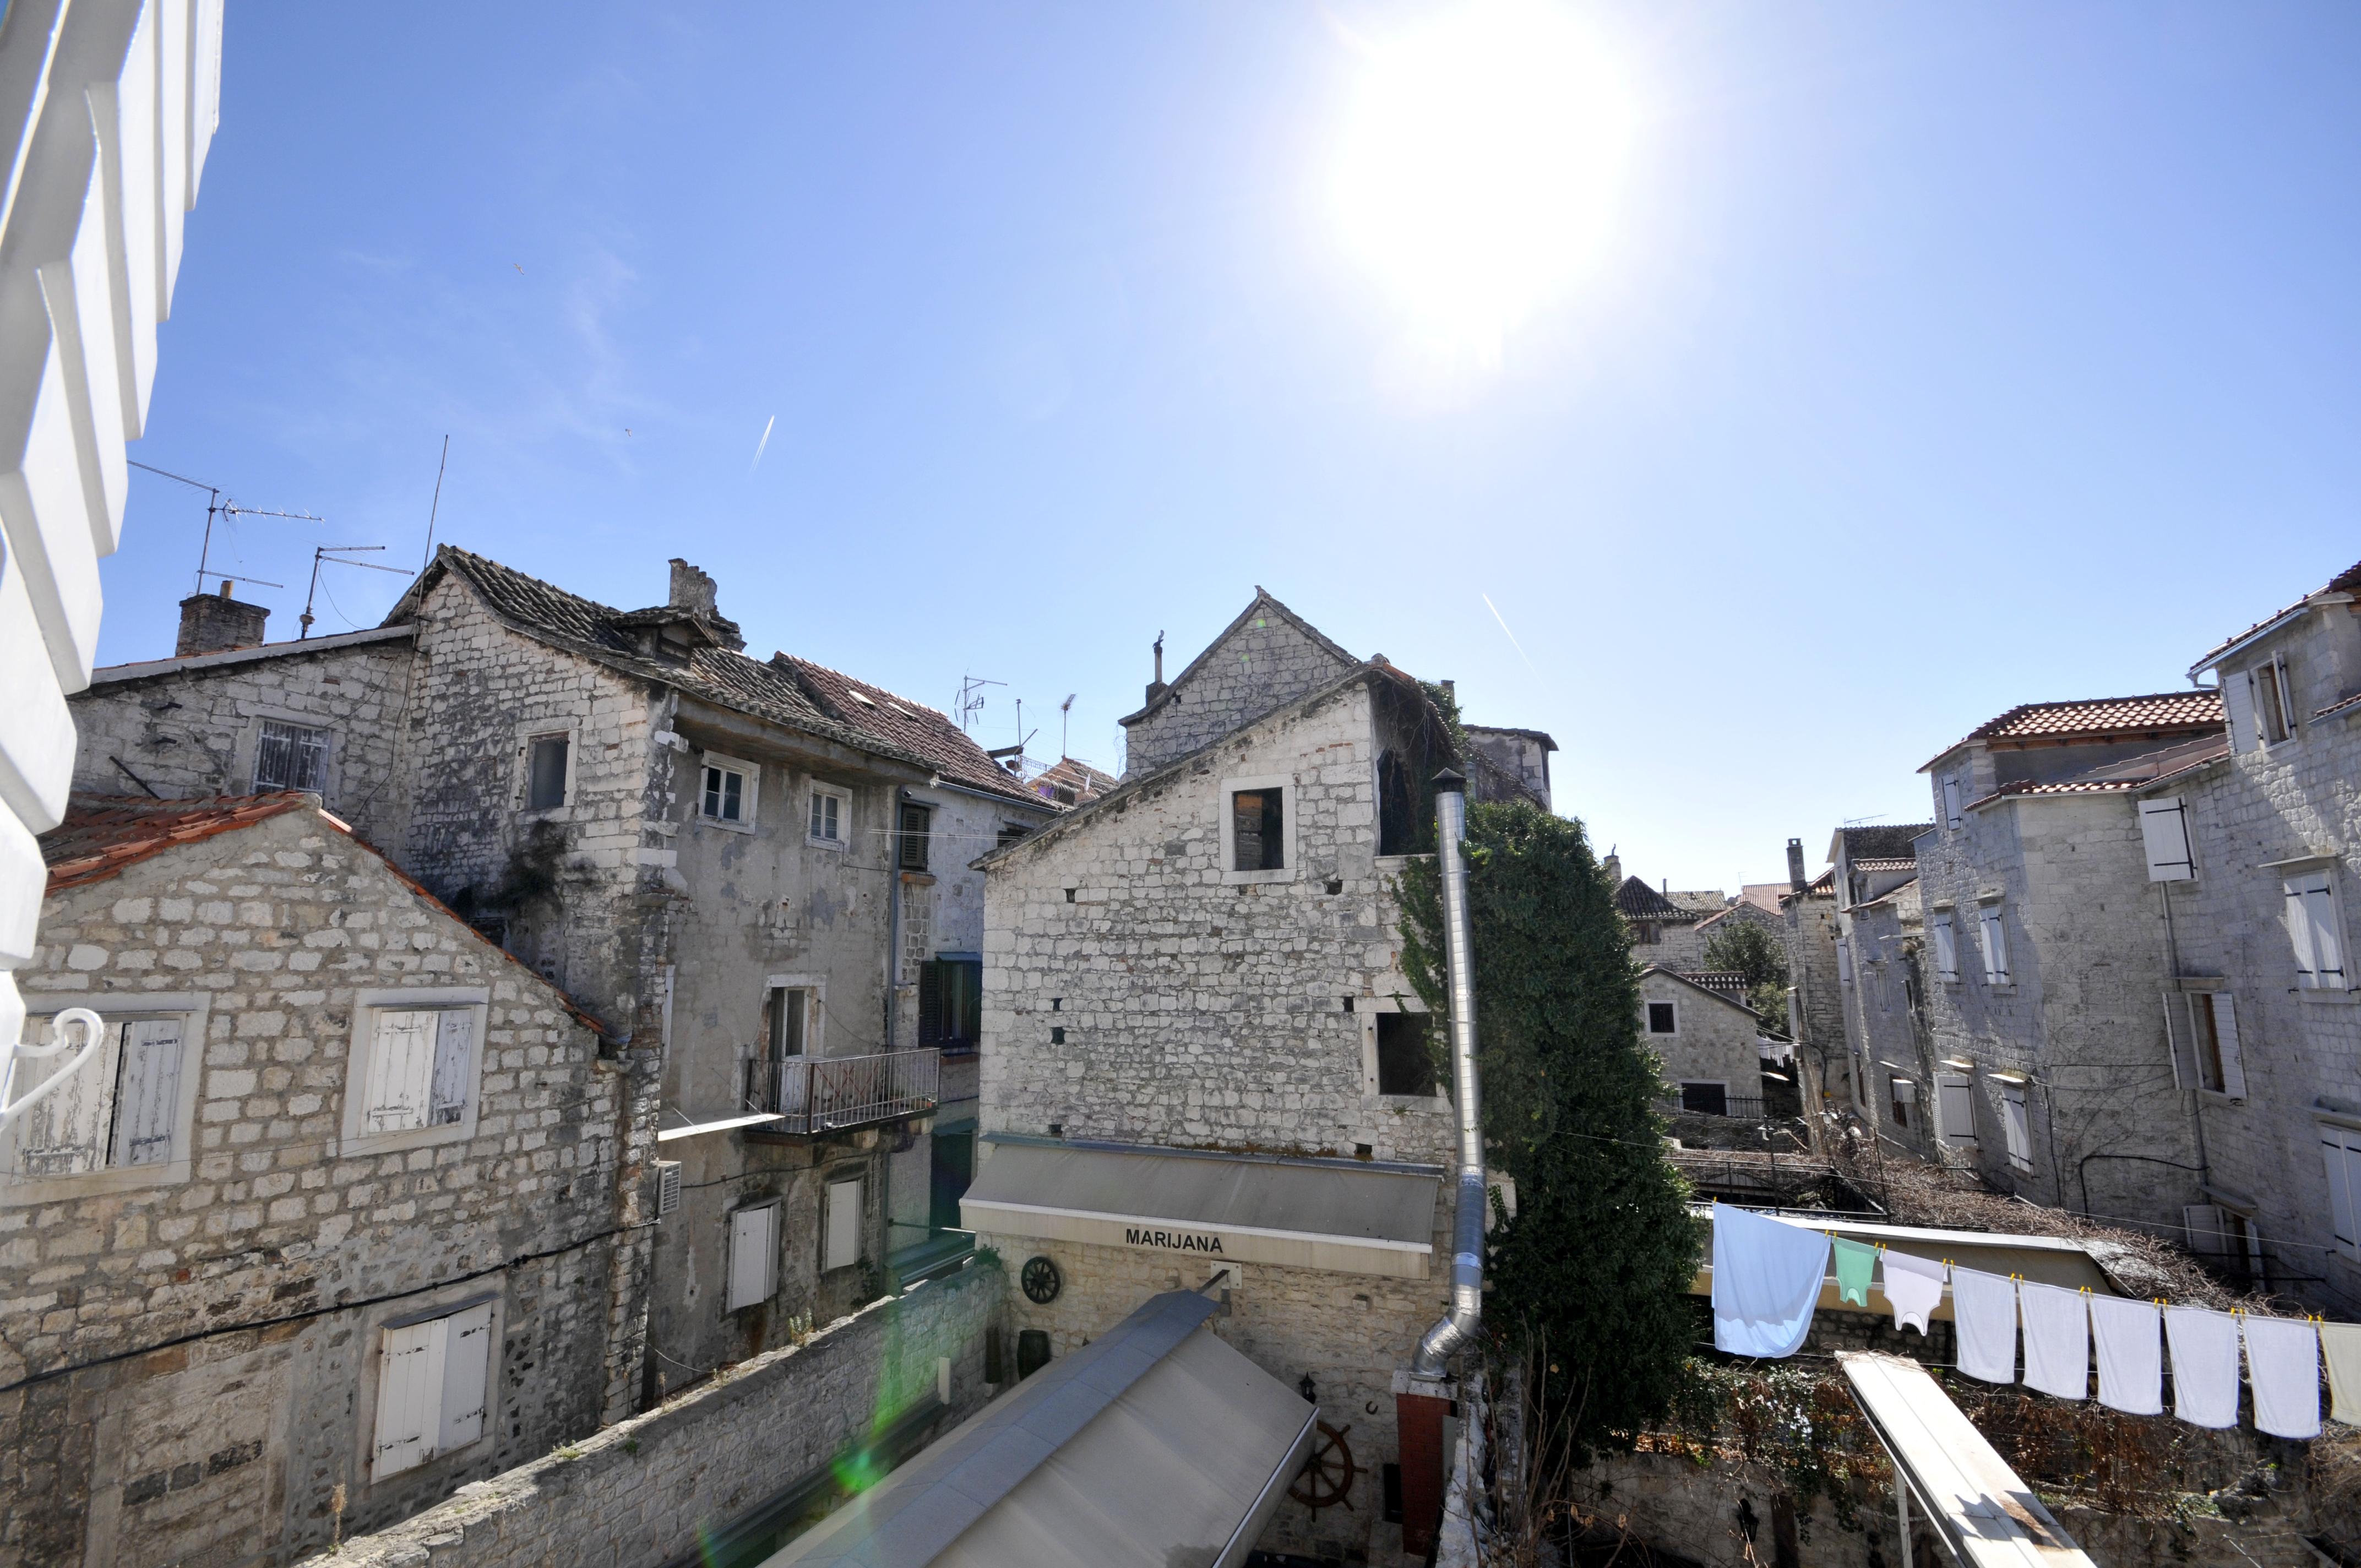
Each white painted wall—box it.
[0,0,222,1049]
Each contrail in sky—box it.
[1482,592,1536,672]
[749,415,776,472]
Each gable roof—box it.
[1637,965,1760,1016]
[390,547,1038,805]
[1922,693,2222,771]
[1696,901,1782,935]
[1832,823,1935,864]
[1118,587,1360,729]
[1614,876,1693,922]
[1029,756,1119,805]
[42,794,614,1036]
[2189,557,2361,674]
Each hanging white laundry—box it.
[1951,1267,2019,1384]
[2165,1306,2242,1429]
[2244,1316,2322,1440]
[2321,1322,2361,1428]
[2087,1295,2163,1416]
[2017,1281,2091,1401]
[1710,1202,1831,1359]
[1881,1250,1945,1335]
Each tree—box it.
[1397,800,1699,1460]
[1702,917,1791,1036]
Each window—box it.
[1888,1076,1916,1128]
[1631,921,1659,946]
[2188,992,2245,1096]
[1645,1001,1677,1035]
[1836,938,1853,985]
[897,802,932,872]
[2254,657,2293,745]
[1232,788,1284,872]
[1977,902,2010,984]
[526,734,569,812]
[1936,1074,1976,1144]
[254,719,329,793]
[823,1177,864,1272]
[372,1298,494,1480]
[2286,870,2348,989]
[764,986,809,1059]
[2322,1123,2361,1260]
[2139,796,2195,881]
[1941,776,1962,831]
[700,754,757,827]
[1999,1081,2032,1171]
[1377,750,1419,856]
[361,1010,476,1133]
[1932,913,1960,982]
[930,1129,975,1231]
[5,1013,189,1178]
[1679,1081,1728,1116]
[727,1202,779,1310]
[809,786,847,847]
[1376,1011,1437,1096]
[919,957,982,1050]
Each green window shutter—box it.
[917,961,944,1046]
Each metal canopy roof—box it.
[960,1140,1440,1280]
[764,1292,1315,1568]
[1838,1352,2096,1567]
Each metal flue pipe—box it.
[1412,769,1485,1379]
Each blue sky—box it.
[109,3,2361,889]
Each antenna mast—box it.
[300,546,414,639]
[128,459,319,594]
[955,673,1003,733]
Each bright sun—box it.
[1330,0,1636,361]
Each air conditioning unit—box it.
[656,1160,682,1218]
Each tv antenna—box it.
[955,673,1003,733]
[129,459,319,594]
[300,546,414,639]
[1059,693,1075,759]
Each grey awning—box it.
[764,1291,1315,1568]
[960,1139,1440,1280]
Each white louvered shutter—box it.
[1979,907,2010,982]
[727,1205,776,1310]
[111,1019,184,1166]
[12,1017,123,1177]
[427,1010,474,1126]
[2211,994,2245,1098]
[437,1303,494,1452]
[824,1178,864,1272]
[1943,777,1962,831]
[1933,915,1959,981]
[2138,798,2195,881]
[373,1319,446,1478]
[367,1011,436,1133]
[2286,873,2345,989]
[2000,1085,2031,1166]
[2162,990,2194,1090]
[1937,1076,1976,1144]
[2223,672,2256,755]
[2182,1202,2228,1259]
[2324,1128,2361,1256]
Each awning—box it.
[960,1139,1440,1280]
[1838,1351,2097,1567]
[764,1291,1315,1568]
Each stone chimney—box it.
[1787,837,1808,894]
[1144,631,1168,706]
[177,581,269,657]
[668,558,720,618]
[1602,851,1621,885]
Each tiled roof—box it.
[2190,558,2361,672]
[1614,876,1691,921]
[1665,890,1728,916]
[1851,857,1917,874]
[1696,901,1781,933]
[1928,693,2222,767]
[396,548,1038,805]
[1980,732,2232,803]
[1837,824,1935,862]
[1675,971,1751,1003]
[1119,587,1361,728]
[1028,756,1118,806]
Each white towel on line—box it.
[1881,1250,1945,1335]
[2087,1295,2163,1415]
[2166,1306,2243,1429]
[2018,1280,2091,1401]
[2321,1321,2361,1427]
[1951,1266,2019,1384]
[1710,1202,1831,1359]
[2244,1316,2322,1440]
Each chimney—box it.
[668,558,720,618]
[177,581,269,657]
[1602,851,1620,885]
[1145,631,1168,706]
[1787,837,1808,894]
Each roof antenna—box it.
[128,459,315,595]
[955,673,1003,733]
[420,434,450,569]
[1060,694,1075,759]
[300,546,414,639]
[1153,631,1165,685]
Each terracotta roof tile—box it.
[1925,693,2222,769]
[2190,557,2361,672]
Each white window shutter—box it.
[1937,1076,1976,1144]
[367,1011,436,1133]
[10,1017,122,1177]
[1979,907,2009,982]
[2182,1202,2228,1259]
[428,1010,474,1125]
[824,1178,864,1273]
[2001,1087,2031,1166]
[2272,655,2297,734]
[1943,777,1962,830]
[2138,797,2195,881]
[2162,990,2194,1090]
[1836,939,1852,984]
[2212,993,2245,1099]
[2325,1130,2361,1253]
[111,1018,184,1166]
[2310,881,2347,987]
[373,1319,446,1479]
[727,1205,775,1310]
[2223,671,2256,755]
[1933,916,1958,981]
[437,1303,493,1452]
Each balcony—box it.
[741,1049,940,1137]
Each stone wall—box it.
[1,802,656,1567]
[1785,885,1848,1116]
[1846,881,1940,1158]
[313,1259,1003,1568]
[1121,606,1358,777]
[1638,971,1761,1104]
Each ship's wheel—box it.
[1288,1421,1357,1512]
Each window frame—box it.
[233,708,340,803]
[1359,999,1443,1105]
[822,1175,866,1273]
[807,783,850,850]
[896,801,933,873]
[2321,1117,2361,1262]
[0,994,210,1205]
[1678,1080,1730,1116]
[1645,999,1678,1036]
[518,723,578,817]
[2283,865,2351,991]
[1935,1071,1978,1145]
[361,1288,502,1488]
[2251,655,2295,746]
[1218,773,1298,885]
[338,988,492,1158]
[1976,898,2011,986]
[1373,1009,1440,1098]
[918,956,984,1052]
[251,716,334,795]
[1997,1079,2033,1172]
[697,751,759,831]
[1887,1074,1916,1129]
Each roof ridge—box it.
[1120,587,1362,727]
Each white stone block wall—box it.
[0,0,223,1071]
[1122,611,1358,777]
[1638,972,1760,1104]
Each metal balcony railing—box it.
[742,1049,940,1135]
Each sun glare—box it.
[1330,1,1636,363]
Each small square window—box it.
[1231,788,1284,872]
[526,734,569,812]
[361,1009,477,1134]
[808,786,846,846]
[1646,1001,1677,1035]
[254,719,329,793]
[703,764,744,822]
[1376,1012,1436,1097]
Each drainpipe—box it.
[1396,768,1484,1558]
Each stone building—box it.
[962,591,1549,1564]
[2130,558,2361,1306]
[1,792,656,1567]
[1781,841,1848,1113]
[62,548,1057,1407]
[1912,695,2223,1228]
[1638,965,1765,1116]
[1607,860,1723,971]
[1843,874,1938,1156]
